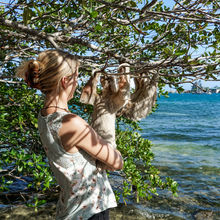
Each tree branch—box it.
[0,79,22,84]
[141,0,158,13]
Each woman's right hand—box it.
[59,114,124,170]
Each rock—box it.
[0,203,56,220]
[193,210,214,220]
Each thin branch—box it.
[136,11,220,25]
[47,36,60,49]
[141,0,158,13]
[95,0,140,12]
[0,79,22,84]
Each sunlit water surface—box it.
[136,93,220,219]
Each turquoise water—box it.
[138,93,220,219]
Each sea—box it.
[134,93,220,219]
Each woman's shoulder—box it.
[38,111,83,132]
[58,113,92,154]
[62,113,88,130]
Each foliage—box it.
[0,0,219,208]
[116,128,178,203]
[0,82,56,207]
[0,0,219,89]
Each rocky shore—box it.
[0,203,150,220]
[0,176,218,220]
[1,202,216,220]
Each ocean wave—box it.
[142,131,220,145]
[150,141,220,152]
[154,112,188,116]
[143,132,193,141]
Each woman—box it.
[16,50,123,220]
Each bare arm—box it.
[59,114,123,170]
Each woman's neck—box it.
[44,93,68,109]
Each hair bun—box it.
[25,60,41,89]
[29,60,40,73]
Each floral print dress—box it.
[38,112,117,220]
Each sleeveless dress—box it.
[38,111,117,220]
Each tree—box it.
[0,0,219,208]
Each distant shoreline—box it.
[168,91,220,94]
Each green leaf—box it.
[91,11,98,18]
[95,24,102,31]
[23,7,34,25]
[18,165,23,172]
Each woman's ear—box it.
[61,76,68,89]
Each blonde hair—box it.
[16,50,80,94]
